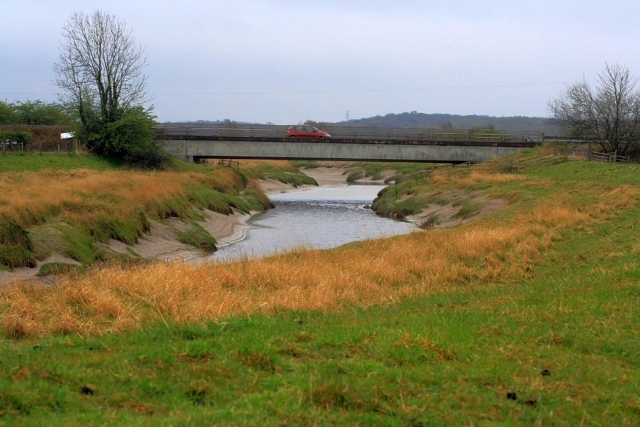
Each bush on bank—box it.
[74,107,173,169]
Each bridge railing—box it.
[323,127,542,142]
[157,124,288,139]
[156,123,544,143]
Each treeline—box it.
[330,112,566,135]
[0,100,76,126]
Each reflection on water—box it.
[212,185,417,262]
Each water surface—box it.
[212,185,417,262]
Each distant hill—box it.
[169,112,567,136]
[329,112,565,136]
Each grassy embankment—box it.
[0,154,639,425]
[0,153,315,274]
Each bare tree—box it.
[53,10,149,126]
[52,11,166,167]
[548,63,640,155]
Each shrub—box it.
[81,107,171,169]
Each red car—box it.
[286,125,331,139]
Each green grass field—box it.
[0,152,118,172]
[0,159,639,425]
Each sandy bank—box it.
[0,210,255,287]
[258,165,352,196]
[108,209,254,262]
[299,166,351,187]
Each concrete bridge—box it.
[157,124,541,164]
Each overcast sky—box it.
[2,0,640,124]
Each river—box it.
[211,185,418,262]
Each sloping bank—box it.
[307,161,506,229]
[0,159,316,285]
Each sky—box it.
[2,0,640,124]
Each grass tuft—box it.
[36,262,82,277]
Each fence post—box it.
[564,142,568,161]
[587,142,592,161]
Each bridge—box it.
[157,124,542,164]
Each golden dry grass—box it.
[450,171,523,185]
[432,169,524,184]
[236,160,297,171]
[1,184,611,338]
[0,168,244,229]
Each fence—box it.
[425,151,568,180]
[1,140,27,153]
[589,151,630,163]
[217,159,240,169]
[0,125,81,153]
[565,143,631,164]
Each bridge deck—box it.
[159,138,539,164]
